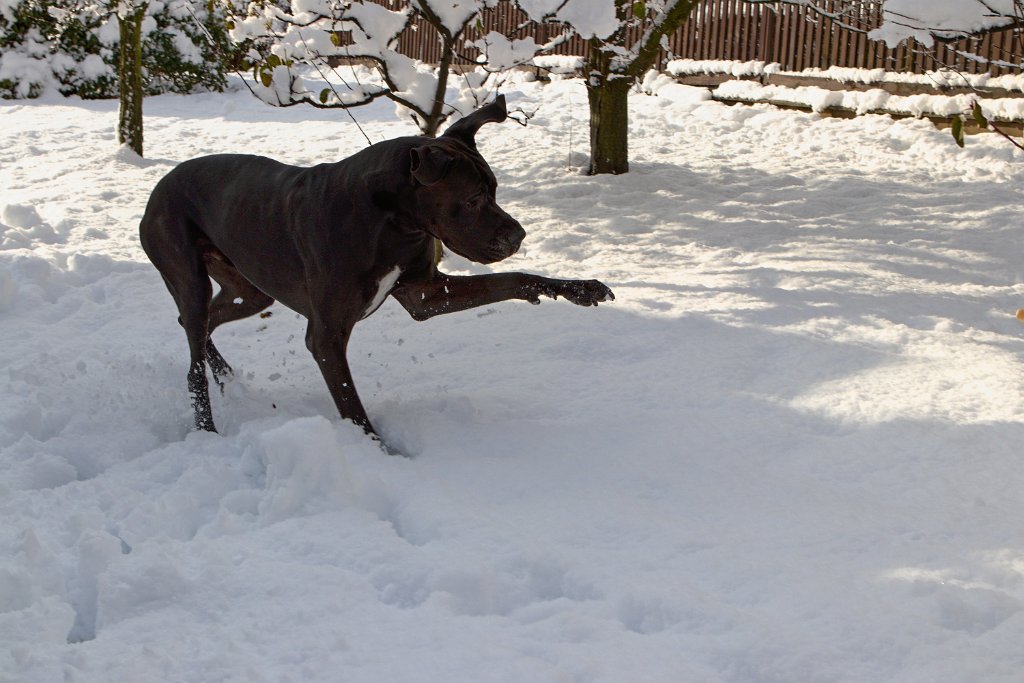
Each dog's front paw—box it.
[560,279,615,307]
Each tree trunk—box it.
[581,0,699,175]
[584,34,631,176]
[422,47,450,138]
[586,76,630,175]
[117,9,145,156]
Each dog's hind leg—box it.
[183,288,217,432]
[141,214,218,432]
[167,262,216,432]
[202,245,275,385]
[157,269,216,431]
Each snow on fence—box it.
[386,0,1022,77]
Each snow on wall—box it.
[713,79,1024,120]
[667,59,1024,93]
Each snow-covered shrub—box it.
[0,0,234,99]
[138,0,235,96]
[0,0,68,98]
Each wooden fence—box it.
[391,0,1022,76]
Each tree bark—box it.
[117,8,145,156]
[586,75,631,175]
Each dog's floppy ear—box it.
[441,95,508,148]
[410,145,454,186]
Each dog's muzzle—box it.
[490,222,526,261]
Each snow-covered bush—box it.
[139,0,235,96]
[0,0,83,98]
[0,0,234,99]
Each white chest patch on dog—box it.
[362,266,402,320]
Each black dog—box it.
[140,95,614,449]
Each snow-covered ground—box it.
[2,76,1024,682]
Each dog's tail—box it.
[442,95,508,148]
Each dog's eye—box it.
[465,197,480,210]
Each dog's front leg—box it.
[392,272,614,320]
[304,317,377,438]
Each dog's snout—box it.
[485,222,526,262]
[508,223,526,247]
[499,223,526,253]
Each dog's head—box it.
[408,95,526,265]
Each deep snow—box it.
[2,75,1024,682]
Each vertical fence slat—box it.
[791,3,804,69]
[808,5,820,69]
[711,0,721,60]
[700,3,713,60]
[724,0,736,60]
[792,5,804,69]
[827,0,843,69]
[777,3,790,68]
[772,4,785,65]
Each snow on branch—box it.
[775,0,1023,48]
[868,0,1021,46]
[228,0,525,136]
[510,0,702,78]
